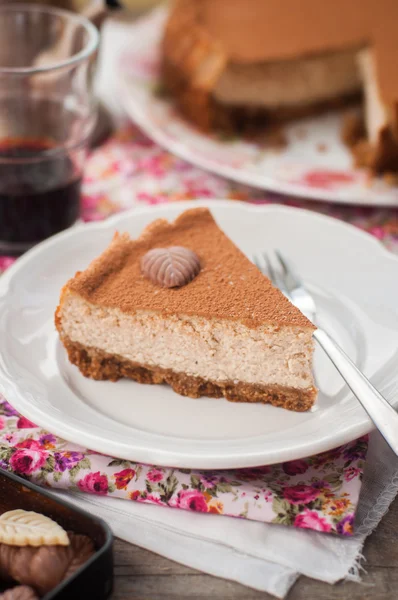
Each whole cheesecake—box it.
[162,0,398,173]
[55,208,317,411]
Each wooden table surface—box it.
[111,495,398,599]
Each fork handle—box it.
[314,328,398,455]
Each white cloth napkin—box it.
[58,432,398,598]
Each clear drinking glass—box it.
[0,4,99,255]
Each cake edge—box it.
[161,52,361,132]
[58,332,317,412]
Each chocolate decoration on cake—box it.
[141,246,201,288]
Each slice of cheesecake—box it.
[162,0,398,173]
[56,208,317,412]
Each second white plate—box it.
[0,200,397,468]
[118,8,398,207]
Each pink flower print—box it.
[311,480,332,495]
[77,472,109,495]
[336,514,354,536]
[176,489,208,512]
[147,468,163,483]
[344,467,361,482]
[369,226,385,240]
[136,191,168,205]
[81,194,100,211]
[0,257,16,272]
[0,400,18,417]
[54,451,84,472]
[121,51,160,79]
[138,493,165,506]
[0,417,4,430]
[238,465,271,481]
[16,416,37,429]
[282,459,309,475]
[239,468,264,481]
[200,474,219,489]
[294,510,332,532]
[111,159,136,178]
[83,212,106,223]
[342,441,367,462]
[114,468,136,490]
[10,447,48,475]
[283,485,320,505]
[310,447,343,468]
[251,465,272,475]
[138,155,167,178]
[299,170,355,190]
[15,439,41,450]
[4,433,18,445]
[39,434,57,449]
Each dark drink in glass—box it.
[0,137,81,254]
[0,4,98,255]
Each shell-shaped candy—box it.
[0,509,69,547]
[141,246,201,288]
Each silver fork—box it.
[254,249,398,456]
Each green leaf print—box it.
[162,473,179,502]
[272,512,294,526]
[107,458,132,469]
[239,502,249,518]
[324,473,343,492]
[214,482,233,494]
[107,459,124,467]
[190,474,202,490]
[34,471,46,484]
[69,464,82,482]
[311,498,324,511]
[53,470,63,483]
[272,497,294,516]
[0,446,13,462]
[69,484,81,493]
[78,457,91,470]
[42,455,56,473]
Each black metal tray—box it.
[0,469,113,599]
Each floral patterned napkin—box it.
[0,395,366,535]
[0,124,396,535]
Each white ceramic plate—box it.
[0,200,397,469]
[118,8,398,207]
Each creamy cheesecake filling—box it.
[60,293,315,390]
[213,48,362,108]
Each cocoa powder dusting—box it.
[67,208,313,329]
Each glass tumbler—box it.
[0,4,99,255]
